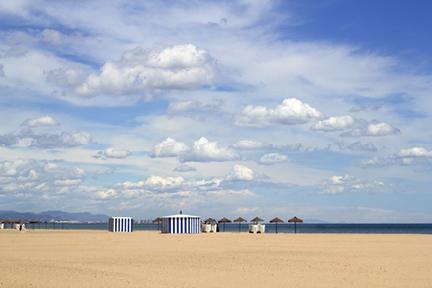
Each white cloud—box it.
[145,175,185,189]
[363,146,432,168]
[21,116,59,128]
[0,159,85,199]
[232,139,265,150]
[259,153,288,165]
[95,147,130,159]
[173,164,196,172]
[236,98,322,127]
[311,115,355,131]
[41,29,63,44]
[398,147,432,158]
[168,99,220,113]
[48,44,215,101]
[366,122,400,136]
[152,137,189,157]
[0,129,92,149]
[181,137,239,162]
[341,121,400,137]
[95,188,117,200]
[225,164,255,181]
[322,174,388,194]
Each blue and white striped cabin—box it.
[161,214,201,234]
[108,217,133,232]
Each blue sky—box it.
[1,0,431,222]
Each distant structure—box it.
[108,217,133,232]
[161,213,200,234]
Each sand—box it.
[0,230,431,288]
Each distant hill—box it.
[0,210,109,223]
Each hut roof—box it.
[152,217,162,224]
[204,218,217,224]
[233,217,247,223]
[269,217,284,223]
[218,217,232,223]
[251,217,264,223]
[162,214,200,218]
[288,216,303,223]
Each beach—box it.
[1,231,431,288]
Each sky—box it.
[1,0,432,223]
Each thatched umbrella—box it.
[269,217,284,233]
[218,217,231,232]
[251,217,264,224]
[288,216,303,234]
[233,217,247,232]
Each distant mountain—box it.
[0,210,109,223]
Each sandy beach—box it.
[0,230,431,288]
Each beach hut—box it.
[152,217,162,231]
[108,217,133,232]
[218,217,231,232]
[250,217,265,233]
[161,213,201,234]
[233,217,247,232]
[202,218,216,233]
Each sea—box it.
[22,223,432,234]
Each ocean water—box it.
[22,223,432,234]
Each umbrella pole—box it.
[276,223,278,234]
[294,223,297,234]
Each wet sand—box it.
[0,230,431,288]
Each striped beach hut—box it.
[108,217,133,232]
[161,213,201,234]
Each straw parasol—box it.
[218,217,231,232]
[233,217,247,232]
[251,217,264,224]
[288,216,303,234]
[269,217,284,233]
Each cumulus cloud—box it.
[145,175,185,189]
[258,153,288,165]
[366,122,400,136]
[342,122,400,137]
[21,116,59,128]
[95,188,117,200]
[363,146,432,167]
[168,99,221,113]
[232,139,266,150]
[225,164,255,181]
[181,137,239,162]
[335,141,378,152]
[398,147,432,158]
[94,147,130,159]
[0,129,92,148]
[0,159,85,199]
[173,164,196,172]
[321,174,388,194]
[47,44,215,101]
[0,117,91,149]
[152,137,189,157]
[311,115,355,131]
[236,98,322,127]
